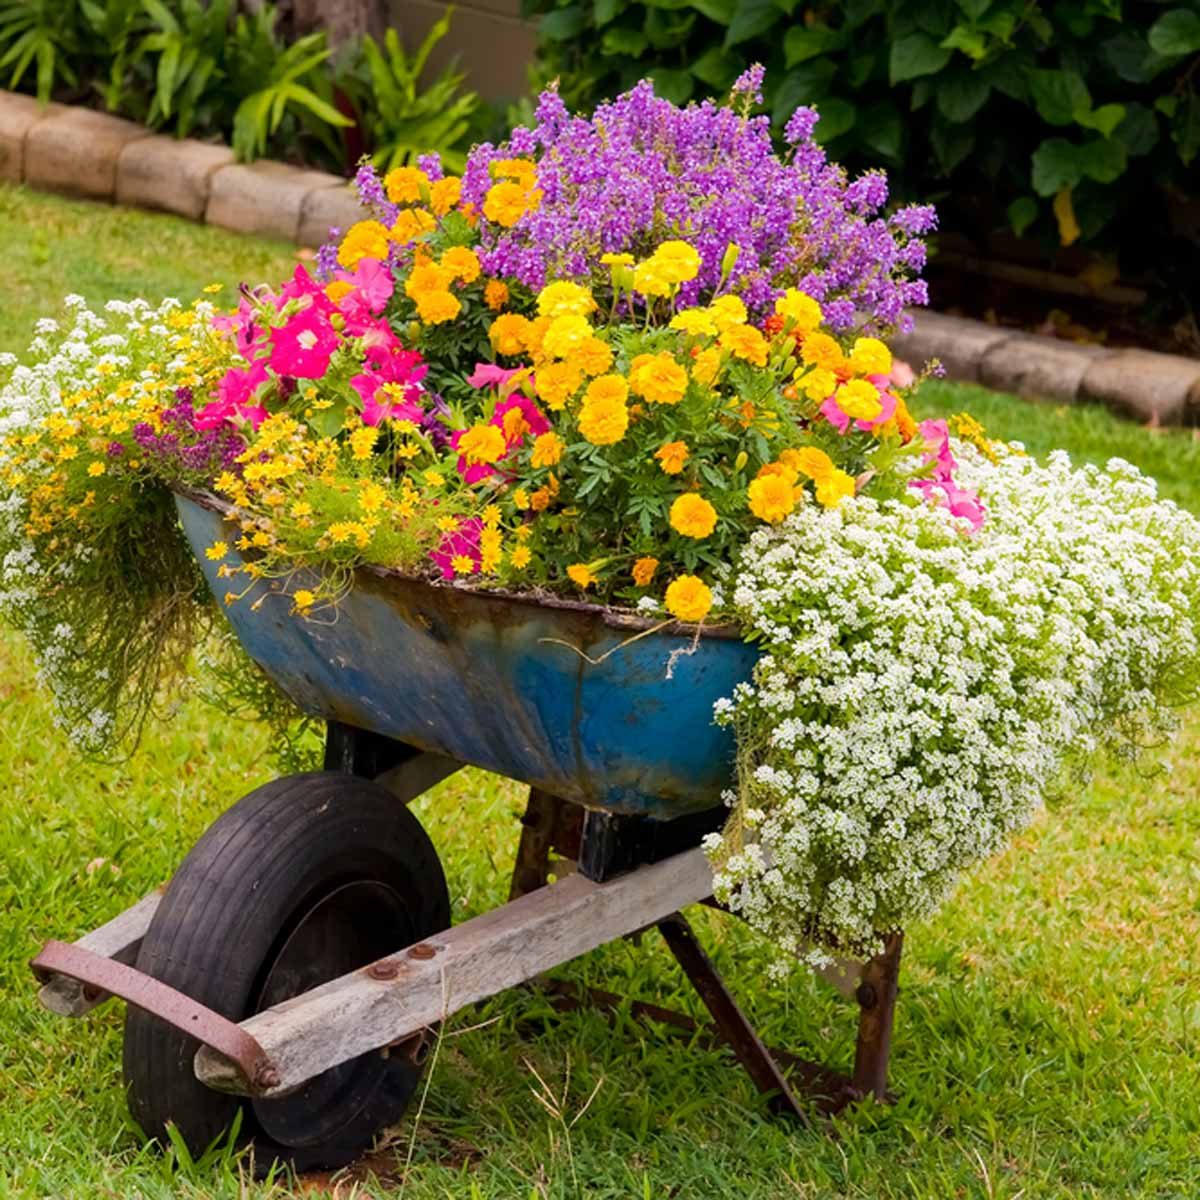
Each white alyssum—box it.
[707,447,1200,966]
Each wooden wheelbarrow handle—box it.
[30,939,280,1094]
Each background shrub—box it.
[523,0,1200,309]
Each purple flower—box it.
[731,64,765,106]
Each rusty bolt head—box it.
[855,982,878,1010]
[367,961,400,981]
[254,1065,281,1091]
[407,943,437,961]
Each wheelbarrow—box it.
[30,490,904,1172]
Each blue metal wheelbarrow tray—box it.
[29,489,905,1175]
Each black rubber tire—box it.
[123,771,449,1173]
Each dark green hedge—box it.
[523,0,1200,300]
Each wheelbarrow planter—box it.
[30,491,905,1171]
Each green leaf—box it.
[1076,137,1127,184]
[1100,32,1170,84]
[940,24,987,61]
[783,24,842,67]
[860,101,901,160]
[539,7,585,41]
[1007,196,1039,236]
[689,45,738,89]
[1031,137,1083,195]
[936,70,990,122]
[890,33,952,84]
[771,60,836,126]
[593,0,624,26]
[648,67,694,104]
[955,0,989,19]
[688,0,736,22]
[723,0,777,47]
[812,97,856,143]
[1114,103,1159,157]
[930,116,973,172]
[1028,69,1090,126]
[1077,103,1125,139]
[602,26,647,56]
[1173,93,1200,164]
[1148,9,1200,57]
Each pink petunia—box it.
[491,392,550,447]
[195,357,270,429]
[351,370,425,427]
[466,362,524,392]
[336,258,394,320]
[269,307,338,379]
[429,517,483,580]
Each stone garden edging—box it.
[3,89,1199,426]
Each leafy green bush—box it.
[524,0,1200,293]
[0,0,478,174]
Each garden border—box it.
[3,89,1198,427]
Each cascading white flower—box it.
[707,445,1200,968]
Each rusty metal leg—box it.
[657,912,810,1125]
[509,789,581,900]
[852,931,903,1101]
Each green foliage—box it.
[524,0,1200,294]
[0,0,479,174]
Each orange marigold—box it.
[630,352,688,405]
[665,575,713,623]
[747,474,797,524]
[654,441,689,475]
[530,431,564,468]
[669,493,717,539]
[632,556,659,587]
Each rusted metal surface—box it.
[509,788,581,899]
[177,492,758,819]
[656,913,810,1125]
[852,931,903,1101]
[31,940,279,1092]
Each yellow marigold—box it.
[205,540,228,561]
[756,460,800,486]
[541,314,592,360]
[692,346,722,386]
[480,528,502,572]
[600,252,634,267]
[491,156,537,185]
[87,461,106,477]
[578,395,629,446]
[708,295,748,332]
[747,474,797,524]
[325,279,354,304]
[584,374,629,407]
[484,279,509,310]
[489,313,532,356]
[848,336,892,377]
[405,261,454,299]
[894,396,918,442]
[337,220,390,269]
[416,290,461,325]
[795,366,837,403]
[536,281,595,319]
[720,324,768,366]
[801,331,846,372]
[429,175,462,215]
[815,468,856,508]
[502,407,530,441]
[458,422,507,465]
[670,308,717,337]
[669,493,717,539]
[836,379,883,422]
[632,556,659,587]
[654,440,689,475]
[774,289,823,333]
[530,485,553,511]
[632,258,671,298]
[630,352,688,405]
[451,554,475,575]
[482,503,502,529]
[534,362,583,411]
[665,574,713,623]
[530,431,564,468]
[292,588,315,613]
[349,425,379,460]
[483,180,540,227]
[389,208,436,245]
[441,246,481,284]
[513,487,530,509]
[653,240,701,284]
[522,315,553,358]
[782,446,835,483]
[567,563,596,589]
[384,166,429,204]
[511,545,532,569]
[574,336,613,377]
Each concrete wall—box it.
[389,0,536,102]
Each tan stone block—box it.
[206,162,346,243]
[116,135,235,221]
[1078,350,1200,426]
[979,334,1110,402]
[889,311,1010,382]
[24,107,150,199]
[0,93,62,184]
[296,182,363,250]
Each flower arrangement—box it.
[2,72,1198,959]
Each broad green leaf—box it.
[539,7,585,41]
[1148,9,1200,57]
[1076,136,1127,184]
[689,45,738,89]
[812,97,856,143]
[593,0,624,26]
[940,24,987,61]
[723,0,777,47]
[1030,137,1083,195]
[1077,103,1125,139]
[930,116,973,172]
[890,32,952,83]
[648,66,694,104]
[860,101,901,160]
[936,69,990,122]
[1114,103,1159,157]
[1173,93,1200,164]
[915,0,955,37]
[783,24,842,67]
[771,60,837,126]
[955,0,989,19]
[602,26,647,56]
[688,0,735,22]
[1007,196,1039,236]
[1100,32,1170,83]
[1028,69,1090,126]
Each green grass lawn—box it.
[2,185,1198,1199]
